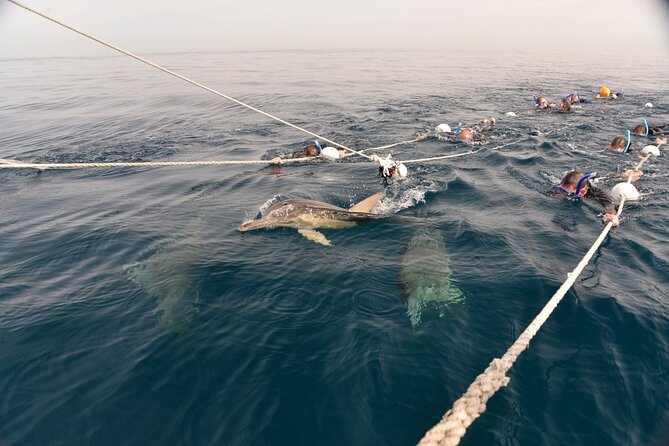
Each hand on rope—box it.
[371,154,408,179]
[418,148,661,446]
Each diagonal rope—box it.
[5,0,371,161]
[418,154,653,446]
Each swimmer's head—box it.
[303,144,320,157]
[559,171,591,197]
[632,124,646,136]
[609,136,627,151]
[559,99,572,112]
[536,96,549,109]
[458,129,474,141]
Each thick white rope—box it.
[0,157,316,170]
[418,155,652,446]
[0,136,524,170]
[5,0,371,161]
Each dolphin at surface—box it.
[400,227,464,327]
[239,192,386,245]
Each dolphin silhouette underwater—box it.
[239,191,386,245]
[400,227,464,327]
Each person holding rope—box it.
[552,169,643,226]
[270,141,346,164]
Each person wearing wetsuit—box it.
[551,170,640,227]
[632,119,669,137]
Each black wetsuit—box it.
[550,182,615,214]
[649,124,669,136]
[584,186,615,213]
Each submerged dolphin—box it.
[400,227,464,327]
[239,192,386,245]
[125,220,203,333]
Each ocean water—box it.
[1,50,669,446]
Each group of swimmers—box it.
[534,86,623,113]
[608,120,667,153]
[267,89,664,228]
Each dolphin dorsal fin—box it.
[349,192,385,213]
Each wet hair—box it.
[303,145,320,157]
[632,124,646,136]
[561,171,585,187]
[559,99,572,112]
[610,136,627,150]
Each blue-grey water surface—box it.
[1,50,669,445]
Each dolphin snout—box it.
[239,219,269,232]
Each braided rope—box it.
[0,157,316,170]
[418,154,653,446]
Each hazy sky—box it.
[1,0,669,58]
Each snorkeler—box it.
[607,131,633,153]
[631,119,669,137]
[271,141,346,164]
[417,118,495,143]
[558,99,573,112]
[564,92,590,104]
[552,169,642,227]
[416,123,452,141]
[534,96,557,110]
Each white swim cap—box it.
[611,182,640,203]
[505,112,517,117]
[320,146,340,160]
[435,123,452,133]
[641,145,660,156]
[644,102,653,108]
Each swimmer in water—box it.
[534,96,553,110]
[564,92,589,104]
[271,141,346,164]
[552,170,642,227]
[631,120,669,137]
[606,131,633,153]
[558,99,573,112]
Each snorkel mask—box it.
[563,92,576,102]
[623,130,632,154]
[554,172,596,197]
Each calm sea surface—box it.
[1,50,669,445]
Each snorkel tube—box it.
[533,96,539,107]
[623,129,632,154]
[455,123,462,138]
[314,140,323,154]
[642,118,649,137]
[574,172,596,196]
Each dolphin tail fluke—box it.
[406,287,465,328]
[349,191,385,213]
[298,229,331,246]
